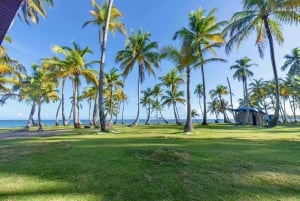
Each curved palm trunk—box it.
[24,100,36,131]
[130,68,141,126]
[172,101,180,124]
[264,18,279,127]
[184,66,193,132]
[159,111,168,124]
[61,79,67,126]
[200,64,207,125]
[55,100,62,126]
[99,0,114,132]
[145,102,151,125]
[175,103,181,123]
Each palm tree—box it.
[249,78,269,112]
[161,88,185,125]
[141,87,153,125]
[159,68,184,124]
[51,42,97,128]
[210,84,230,123]
[104,67,124,124]
[174,8,227,126]
[83,0,126,131]
[83,86,97,125]
[20,64,58,132]
[230,57,256,124]
[194,83,204,118]
[281,47,300,77]
[116,29,160,126]
[224,0,300,127]
[152,84,168,124]
[161,43,198,132]
[207,99,220,123]
[191,109,200,123]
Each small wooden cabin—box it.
[232,107,266,126]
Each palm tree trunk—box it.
[173,101,180,124]
[37,101,43,132]
[244,78,250,124]
[184,66,193,132]
[130,68,141,126]
[93,91,99,128]
[24,101,36,130]
[55,100,62,126]
[291,96,297,122]
[73,79,79,128]
[264,18,279,127]
[121,101,125,124]
[159,111,168,124]
[88,99,92,125]
[99,0,114,132]
[200,64,207,125]
[145,103,151,125]
[61,78,67,126]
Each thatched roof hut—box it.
[232,107,266,126]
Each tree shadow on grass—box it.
[0,134,299,200]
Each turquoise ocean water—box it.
[0,119,220,128]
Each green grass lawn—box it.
[0,123,299,201]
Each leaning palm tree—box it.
[116,29,160,126]
[224,0,300,127]
[281,47,300,77]
[174,8,227,126]
[83,0,126,131]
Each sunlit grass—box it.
[0,123,299,200]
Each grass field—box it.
[0,123,299,201]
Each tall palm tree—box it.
[281,47,300,77]
[104,67,124,124]
[83,86,97,125]
[210,84,230,123]
[174,8,227,126]
[194,83,204,118]
[51,42,97,128]
[224,0,300,127]
[83,0,126,131]
[116,29,160,126]
[161,43,198,132]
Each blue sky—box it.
[2,0,299,120]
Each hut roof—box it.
[232,107,266,114]
[0,0,22,44]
